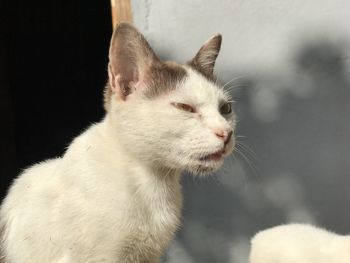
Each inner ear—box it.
[187,34,222,80]
[108,23,159,100]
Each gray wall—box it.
[131,1,350,262]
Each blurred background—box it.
[1,1,350,262]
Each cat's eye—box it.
[172,103,196,113]
[220,102,232,115]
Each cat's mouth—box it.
[199,149,225,162]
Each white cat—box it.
[250,223,350,263]
[0,23,236,263]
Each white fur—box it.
[0,69,235,263]
[250,224,350,263]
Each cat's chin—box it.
[186,159,224,176]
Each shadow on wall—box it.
[163,38,350,263]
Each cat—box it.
[0,23,236,263]
[250,223,350,263]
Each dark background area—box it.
[0,0,112,199]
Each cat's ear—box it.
[188,34,222,79]
[108,23,159,100]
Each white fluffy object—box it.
[250,224,350,263]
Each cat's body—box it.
[1,120,182,263]
[250,224,350,263]
[0,24,235,262]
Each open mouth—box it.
[199,149,225,162]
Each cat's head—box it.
[105,23,236,175]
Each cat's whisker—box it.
[224,84,251,95]
[222,76,246,89]
[236,141,259,161]
[224,83,247,90]
[235,144,258,167]
[234,146,259,177]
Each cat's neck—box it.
[99,113,182,180]
[98,113,183,215]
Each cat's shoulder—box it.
[13,158,62,185]
[1,158,62,210]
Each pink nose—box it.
[215,130,233,144]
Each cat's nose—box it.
[215,130,233,143]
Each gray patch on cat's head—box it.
[103,62,187,110]
[104,23,187,111]
[143,61,187,99]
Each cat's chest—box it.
[110,179,182,261]
[132,183,182,235]
[125,175,183,248]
